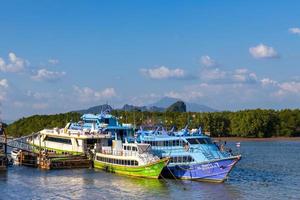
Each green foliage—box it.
[7,112,80,137]
[5,109,300,138]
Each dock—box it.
[0,134,92,170]
[39,154,91,170]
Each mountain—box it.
[121,104,164,112]
[74,97,216,114]
[150,97,216,112]
[166,101,186,112]
[122,104,148,112]
[149,97,180,108]
[74,104,113,114]
[186,103,216,112]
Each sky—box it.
[1,0,300,121]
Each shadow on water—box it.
[0,170,8,182]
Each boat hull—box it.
[94,158,169,179]
[162,156,240,182]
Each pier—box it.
[0,133,92,170]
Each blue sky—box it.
[1,1,300,120]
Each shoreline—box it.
[212,137,300,142]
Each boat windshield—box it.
[137,144,151,154]
[186,138,212,145]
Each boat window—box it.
[87,139,98,145]
[134,161,138,166]
[130,160,134,166]
[132,147,137,151]
[186,138,200,144]
[44,136,72,145]
[170,156,195,163]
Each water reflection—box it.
[0,141,299,199]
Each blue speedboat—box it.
[137,127,241,182]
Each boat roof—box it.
[141,134,209,141]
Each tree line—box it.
[5,109,300,138]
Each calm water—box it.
[0,141,299,200]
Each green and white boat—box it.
[94,140,169,178]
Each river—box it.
[0,140,299,200]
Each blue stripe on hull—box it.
[162,158,239,182]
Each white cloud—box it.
[289,27,300,35]
[73,86,117,102]
[140,66,186,79]
[165,90,204,102]
[232,68,258,83]
[200,55,217,67]
[249,44,279,59]
[201,66,257,84]
[0,52,29,72]
[261,78,278,86]
[0,79,9,101]
[31,69,66,81]
[48,59,59,65]
[0,79,8,88]
[275,81,300,96]
[201,68,226,81]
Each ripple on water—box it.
[0,141,299,200]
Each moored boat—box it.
[94,140,169,178]
[137,127,241,182]
[11,148,22,165]
[27,112,133,155]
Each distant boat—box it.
[94,140,169,178]
[137,127,241,182]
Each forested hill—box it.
[7,112,81,137]
[6,109,300,138]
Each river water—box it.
[0,141,299,200]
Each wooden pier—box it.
[0,136,8,171]
[0,134,93,170]
[38,153,91,170]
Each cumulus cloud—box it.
[232,68,258,83]
[48,59,59,65]
[201,66,258,84]
[289,27,300,35]
[31,69,66,81]
[200,55,217,67]
[275,81,300,97]
[260,78,278,87]
[0,52,29,72]
[73,86,117,102]
[0,79,9,101]
[0,79,8,88]
[140,66,186,79]
[249,44,279,59]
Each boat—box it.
[137,127,241,182]
[27,112,134,155]
[10,148,22,165]
[94,138,169,178]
